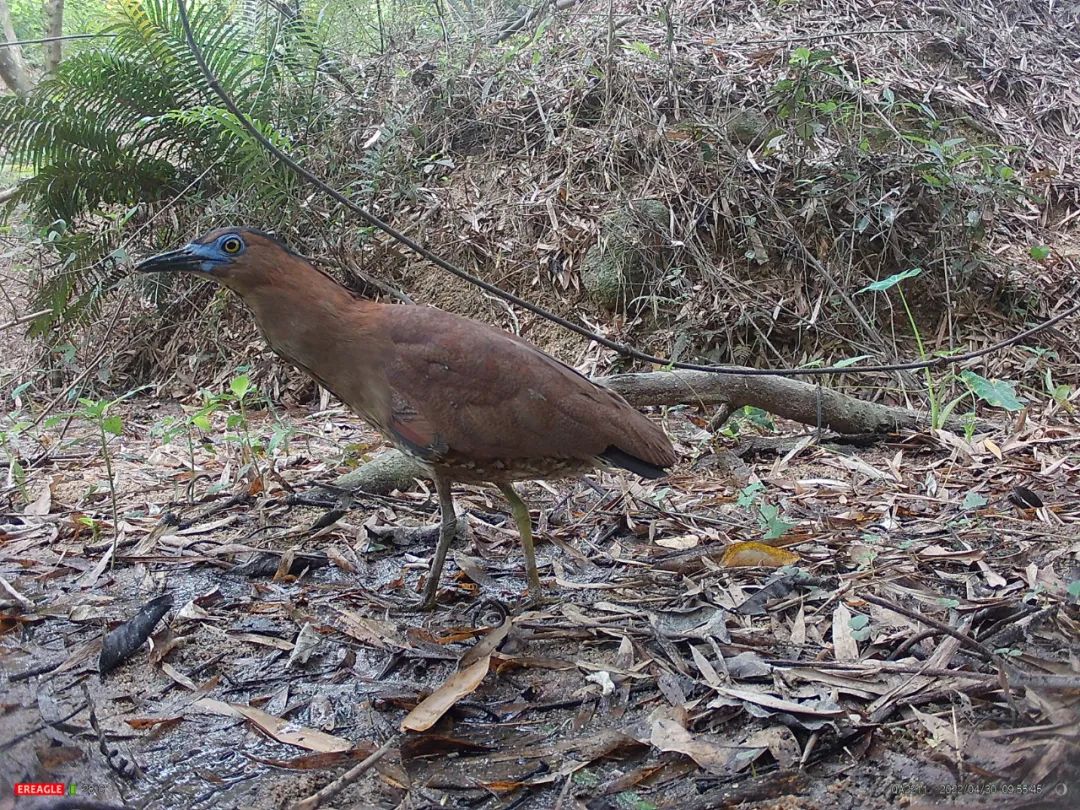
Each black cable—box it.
[173,0,1079,379]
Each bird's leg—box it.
[418,474,457,610]
[497,483,547,606]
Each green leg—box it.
[498,483,545,603]
[418,474,457,610]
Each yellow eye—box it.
[221,236,243,254]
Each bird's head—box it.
[134,226,304,292]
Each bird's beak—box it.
[134,244,212,274]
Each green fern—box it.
[0,0,298,330]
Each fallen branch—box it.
[289,734,399,810]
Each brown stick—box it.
[288,735,399,810]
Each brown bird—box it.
[136,227,677,608]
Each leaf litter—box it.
[2,382,1077,809]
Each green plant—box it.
[737,482,793,540]
[0,0,300,332]
[849,613,871,641]
[718,406,776,439]
[1044,369,1072,410]
[859,267,951,425]
[737,481,765,508]
[757,502,793,540]
[75,394,128,563]
[77,513,103,544]
[771,46,845,142]
[1,418,32,504]
[961,492,987,510]
[857,268,1023,429]
[194,372,267,490]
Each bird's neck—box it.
[235,260,386,414]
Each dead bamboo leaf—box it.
[832,602,859,662]
[400,655,490,732]
[229,632,295,651]
[195,698,352,753]
[460,617,513,667]
[710,687,845,717]
[656,534,700,550]
[24,479,52,516]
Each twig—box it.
[288,734,399,810]
[0,32,115,49]
[0,308,51,331]
[860,593,999,664]
[0,575,33,608]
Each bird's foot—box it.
[514,590,556,612]
[389,595,440,615]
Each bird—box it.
[135,227,677,609]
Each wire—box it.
[173,0,1079,379]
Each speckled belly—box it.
[395,443,599,484]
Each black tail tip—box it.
[599,447,670,480]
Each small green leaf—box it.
[102,415,123,436]
[226,414,243,429]
[615,791,658,810]
[573,770,601,787]
[834,354,874,368]
[192,414,212,431]
[961,492,987,510]
[960,371,1025,411]
[1029,245,1050,261]
[850,614,871,641]
[758,503,794,540]
[624,41,659,60]
[229,374,251,399]
[858,267,923,293]
[737,481,765,508]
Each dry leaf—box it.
[710,687,845,717]
[832,602,859,662]
[195,698,352,753]
[400,656,490,732]
[720,542,799,568]
[585,671,616,696]
[656,534,700,550]
[127,716,183,731]
[24,479,52,516]
[287,622,321,669]
[647,714,742,775]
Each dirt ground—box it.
[1,393,1077,809]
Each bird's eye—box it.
[220,236,243,255]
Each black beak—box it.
[134,246,204,274]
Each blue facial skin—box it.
[134,234,245,275]
[187,241,234,273]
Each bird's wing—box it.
[385,390,449,460]
[378,306,672,466]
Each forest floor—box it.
[1,392,1077,810]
